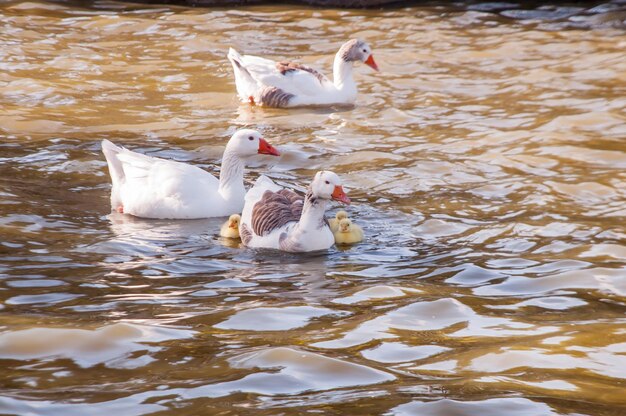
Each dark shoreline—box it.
[46,0,626,10]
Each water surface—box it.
[1,1,625,414]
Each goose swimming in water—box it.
[101,129,280,219]
[239,171,351,252]
[227,39,378,108]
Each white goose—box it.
[227,39,378,108]
[239,171,351,252]
[101,129,280,219]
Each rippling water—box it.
[1,1,625,414]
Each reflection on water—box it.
[0,323,195,368]
[1,0,625,414]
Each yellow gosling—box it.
[329,210,349,232]
[334,218,364,245]
[220,214,241,239]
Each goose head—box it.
[311,171,351,204]
[226,129,280,158]
[340,39,378,72]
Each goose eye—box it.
[325,180,330,185]
[248,136,254,141]
[362,49,367,53]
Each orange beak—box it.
[258,138,280,156]
[228,221,238,229]
[331,185,351,205]
[364,54,379,71]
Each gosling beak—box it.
[228,221,238,229]
[332,185,351,205]
[364,54,379,72]
[258,138,281,156]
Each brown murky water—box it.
[1,0,625,414]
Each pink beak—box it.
[258,138,280,156]
[365,54,379,71]
[332,185,351,205]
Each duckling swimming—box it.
[220,214,241,239]
[334,218,364,245]
[329,210,349,232]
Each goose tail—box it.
[227,47,259,103]
[101,139,125,210]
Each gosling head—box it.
[339,218,352,233]
[227,214,240,229]
[335,210,348,221]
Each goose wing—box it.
[241,54,332,97]
[102,140,219,218]
[251,188,303,236]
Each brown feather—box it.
[276,61,327,83]
[339,39,363,62]
[251,189,304,236]
[240,223,253,245]
[259,86,294,108]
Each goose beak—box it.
[332,185,351,205]
[229,221,238,229]
[258,138,280,156]
[365,55,379,72]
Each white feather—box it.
[102,141,228,219]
